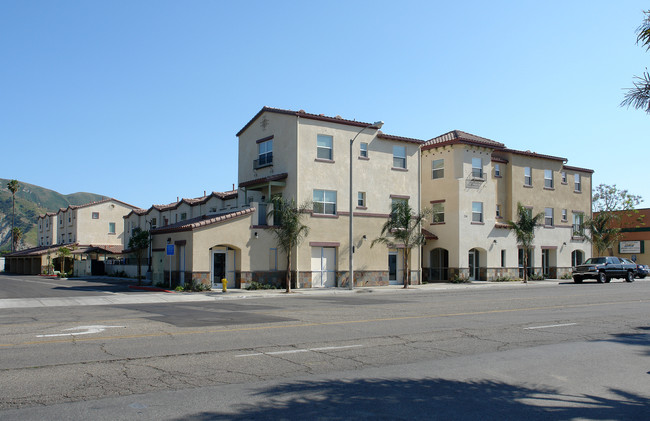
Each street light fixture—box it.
[349,120,384,290]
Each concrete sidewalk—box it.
[0,279,562,309]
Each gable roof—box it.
[422,130,506,151]
[55,198,139,215]
[151,207,255,234]
[124,190,240,219]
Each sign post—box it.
[166,244,175,289]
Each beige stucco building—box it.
[420,131,593,281]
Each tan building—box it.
[420,130,593,281]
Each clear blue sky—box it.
[1,1,648,209]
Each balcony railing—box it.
[254,153,273,169]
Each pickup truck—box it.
[572,256,636,283]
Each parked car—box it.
[620,258,648,278]
[572,256,636,283]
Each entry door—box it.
[213,252,226,285]
[542,249,549,277]
[388,252,399,285]
[311,247,336,288]
[469,249,479,281]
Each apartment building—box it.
[420,130,593,281]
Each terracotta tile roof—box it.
[239,172,288,188]
[377,132,425,144]
[502,148,567,163]
[125,190,240,218]
[5,243,123,257]
[237,106,386,137]
[422,228,438,240]
[422,130,506,150]
[56,198,139,215]
[563,164,594,174]
[491,155,509,163]
[495,222,510,229]
[151,207,255,234]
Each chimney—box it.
[177,196,179,202]
[232,183,235,191]
[204,190,206,197]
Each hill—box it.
[0,179,105,253]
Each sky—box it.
[1,1,648,210]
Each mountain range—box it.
[0,179,105,253]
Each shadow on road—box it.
[182,376,649,420]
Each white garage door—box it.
[311,247,337,288]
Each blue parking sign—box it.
[166,244,175,256]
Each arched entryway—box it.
[468,248,486,281]
[571,250,584,267]
[210,245,240,289]
[429,248,449,281]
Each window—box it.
[360,142,368,158]
[501,250,506,268]
[357,191,366,207]
[561,171,567,183]
[496,204,502,218]
[432,159,444,179]
[180,212,187,221]
[151,217,157,228]
[574,173,581,192]
[317,134,333,160]
[432,202,445,223]
[313,189,337,215]
[257,139,273,167]
[391,197,408,209]
[544,170,553,188]
[561,209,567,221]
[108,222,116,234]
[472,158,483,178]
[573,213,584,236]
[472,202,483,223]
[393,146,406,169]
[524,167,532,186]
[269,248,278,271]
[92,212,99,219]
[544,207,554,226]
[163,217,169,226]
[494,164,501,177]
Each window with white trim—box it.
[109,222,116,234]
[472,202,483,223]
[524,167,532,186]
[472,158,483,178]
[561,171,567,183]
[317,135,333,160]
[432,159,444,179]
[544,170,553,188]
[544,207,554,226]
[393,146,406,169]
[358,191,366,207]
[561,209,567,221]
[574,173,581,192]
[494,163,501,177]
[258,139,273,166]
[313,189,337,215]
[573,213,584,236]
[360,142,368,158]
[496,204,502,218]
[432,202,444,223]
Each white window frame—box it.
[313,189,337,215]
[317,134,333,160]
[108,222,116,234]
[471,158,483,178]
[496,204,501,218]
[574,173,581,192]
[432,159,444,179]
[393,146,406,169]
[472,202,483,223]
[545,207,554,226]
[573,213,584,236]
[258,139,273,166]
[544,170,553,188]
[524,167,532,186]
[561,209,567,221]
[357,191,366,207]
[561,171,567,183]
[432,202,444,223]
[494,163,501,177]
[360,142,368,158]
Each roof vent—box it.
[335,115,342,119]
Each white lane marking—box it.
[524,323,578,330]
[236,344,363,358]
[36,325,125,337]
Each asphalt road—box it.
[0,274,648,419]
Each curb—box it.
[128,285,176,293]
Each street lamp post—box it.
[349,120,384,289]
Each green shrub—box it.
[449,274,470,284]
[174,285,184,291]
[492,276,516,282]
[560,273,572,279]
[246,281,278,290]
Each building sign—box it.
[166,244,175,256]
[619,241,643,254]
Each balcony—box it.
[254,153,273,169]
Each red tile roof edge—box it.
[562,165,594,174]
[502,148,567,163]
[151,207,255,234]
[239,172,289,188]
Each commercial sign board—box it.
[619,241,643,254]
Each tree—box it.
[267,197,310,293]
[371,201,429,288]
[507,203,544,283]
[11,227,22,251]
[592,184,642,213]
[621,10,650,114]
[128,228,150,285]
[6,179,20,252]
[583,212,621,257]
[57,246,71,276]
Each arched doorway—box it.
[468,248,480,280]
[211,245,239,289]
[571,250,584,267]
[429,248,449,281]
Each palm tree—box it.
[583,212,621,257]
[371,201,428,288]
[621,10,650,113]
[57,246,71,277]
[7,179,20,252]
[507,203,544,283]
[12,227,22,251]
[267,196,310,293]
[128,228,150,285]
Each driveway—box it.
[0,273,134,299]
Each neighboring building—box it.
[420,130,593,281]
[7,198,139,275]
[593,208,650,265]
